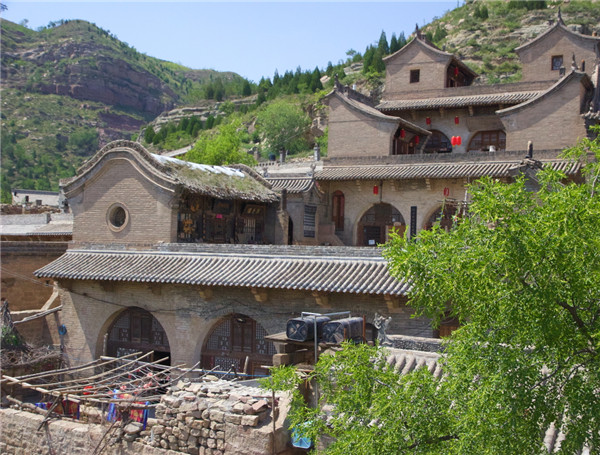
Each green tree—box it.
[377,30,390,55]
[390,33,400,53]
[255,100,310,157]
[184,120,256,166]
[144,126,155,144]
[269,135,600,454]
[68,127,99,156]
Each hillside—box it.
[2,1,600,202]
[0,19,253,199]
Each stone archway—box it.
[105,307,171,364]
[200,313,276,377]
[357,203,405,246]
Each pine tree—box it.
[242,80,252,97]
[390,33,400,53]
[377,30,390,55]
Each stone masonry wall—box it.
[0,378,293,455]
[150,378,290,454]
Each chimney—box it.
[313,144,321,161]
[526,141,533,159]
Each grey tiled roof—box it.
[386,348,443,378]
[315,160,580,181]
[377,91,541,111]
[35,246,409,296]
[265,177,315,193]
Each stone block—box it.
[241,414,260,427]
[224,413,242,425]
[207,438,216,449]
[209,409,224,422]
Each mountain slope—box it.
[0,19,251,199]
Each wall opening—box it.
[105,307,170,365]
[201,313,276,377]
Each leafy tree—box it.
[144,126,155,144]
[68,127,99,156]
[184,120,255,166]
[255,100,310,157]
[268,134,600,454]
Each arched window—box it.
[423,130,452,154]
[332,191,345,232]
[468,130,506,153]
[201,314,276,377]
[106,307,170,363]
[424,201,464,232]
[358,203,405,246]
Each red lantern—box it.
[415,135,420,145]
[451,136,456,146]
[443,187,450,197]
[373,185,379,195]
[426,117,431,125]
[454,67,459,77]
[454,116,459,125]
[457,136,462,146]
[400,129,406,138]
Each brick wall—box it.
[518,27,599,83]
[500,75,588,151]
[319,178,468,246]
[384,43,449,96]
[70,159,176,245]
[327,96,397,159]
[1,241,67,310]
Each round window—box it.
[107,204,129,232]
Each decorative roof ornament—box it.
[415,23,422,40]
[557,7,564,25]
[571,53,578,71]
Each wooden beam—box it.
[13,306,62,326]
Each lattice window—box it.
[304,205,317,238]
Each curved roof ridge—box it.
[497,70,592,116]
[61,140,279,203]
[515,18,600,54]
[383,36,451,63]
[333,91,431,135]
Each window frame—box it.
[410,69,420,83]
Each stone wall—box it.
[0,378,294,455]
[150,378,291,454]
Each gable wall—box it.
[500,78,588,151]
[519,28,599,82]
[70,158,177,244]
[384,44,449,98]
[327,97,397,158]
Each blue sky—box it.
[2,1,458,83]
